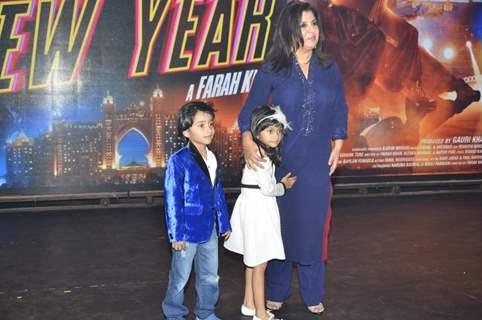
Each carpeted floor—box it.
[0,193,481,320]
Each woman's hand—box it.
[328,139,343,176]
[242,131,265,170]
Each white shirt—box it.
[204,149,217,185]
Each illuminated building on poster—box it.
[151,87,167,167]
[213,126,230,170]
[50,121,103,185]
[212,125,242,181]
[163,114,185,164]
[102,93,115,169]
[32,133,56,186]
[226,126,242,177]
[6,132,34,187]
[101,88,167,170]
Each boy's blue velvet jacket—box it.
[164,142,231,243]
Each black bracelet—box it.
[280,182,286,193]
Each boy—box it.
[162,101,231,320]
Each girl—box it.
[224,105,297,320]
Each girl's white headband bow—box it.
[256,105,292,131]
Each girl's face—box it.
[257,124,284,148]
[298,10,319,52]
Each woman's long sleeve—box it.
[238,69,273,133]
[331,63,349,140]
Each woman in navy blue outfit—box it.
[238,1,348,315]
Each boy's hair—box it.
[250,105,286,166]
[176,101,215,138]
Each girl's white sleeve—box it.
[254,164,285,197]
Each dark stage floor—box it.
[1,193,481,320]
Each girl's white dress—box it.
[224,157,285,267]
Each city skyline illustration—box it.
[2,87,242,188]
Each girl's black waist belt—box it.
[240,183,260,189]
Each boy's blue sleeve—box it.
[215,181,232,234]
[164,156,186,243]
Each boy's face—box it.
[182,111,215,148]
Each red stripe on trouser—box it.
[322,186,333,262]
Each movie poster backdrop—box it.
[0,0,481,193]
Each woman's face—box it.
[298,10,319,52]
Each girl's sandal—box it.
[241,304,256,316]
[253,310,282,320]
[307,303,325,314]
[266,300,283,311]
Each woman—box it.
[237,1,348,315]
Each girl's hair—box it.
[176,101,215,138]
[250,105,287,166]
[264,0,332,74]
